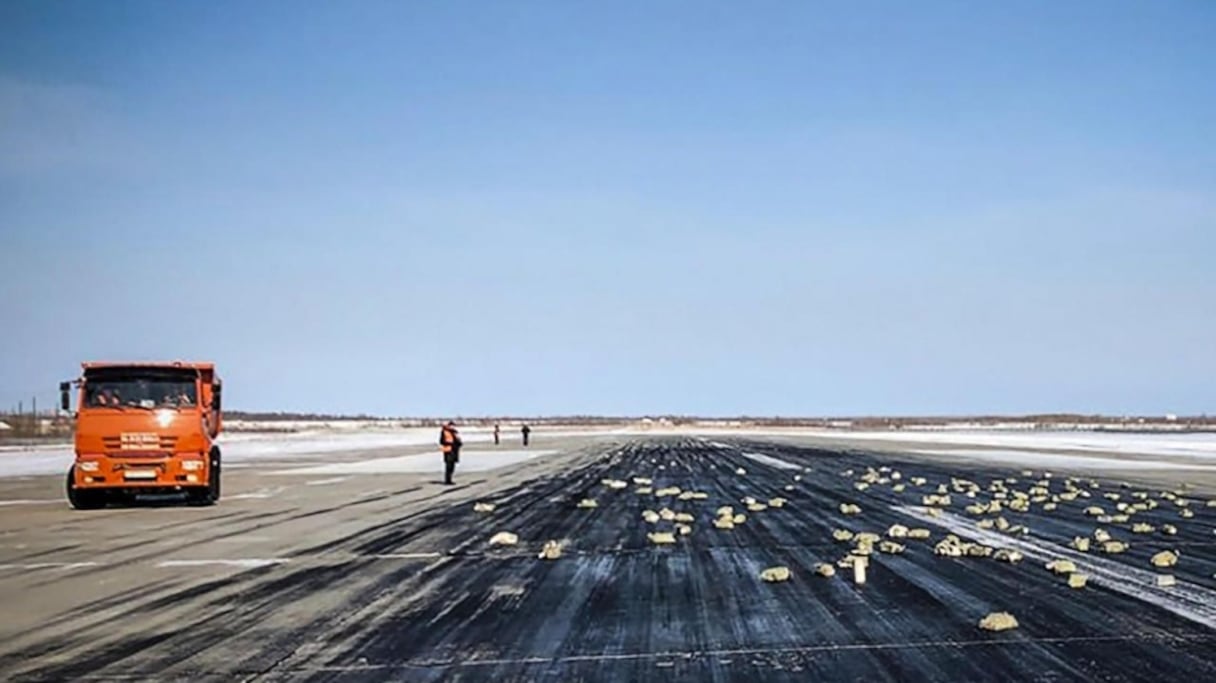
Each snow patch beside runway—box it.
[910,449,1216,471]
[274,449,557,476]
[0,450,74,478]
[0,431,469,478]
[0,427,586,478]
[829,431,1216,459]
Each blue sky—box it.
[2,1,1213,417]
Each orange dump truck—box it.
[60,361,223,509]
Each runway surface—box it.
[2,437,1216,681]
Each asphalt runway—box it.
[2,437,1216,682]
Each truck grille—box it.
[102,435,178,452]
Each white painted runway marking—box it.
[897,505,1216,630]
[0,562,98,570]
[213,535,272,543]
[156,558,291,569]
[305,477,350,486]
[0,499,63,507]
[371,552,443,559]
[703,439,802,471]
[740,451,801,470]
[227,486,285,500]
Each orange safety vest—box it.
[440,426,458,453]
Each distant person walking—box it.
[521,423,531,447]
[439,420,462,485]
[493,423,501,446]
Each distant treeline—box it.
[221,412,1214,427]
[0,413,72,439]
[224,411,384,422]
[223,412,638,426]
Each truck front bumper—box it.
[73,454,210,489]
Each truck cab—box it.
[61,361,223,509]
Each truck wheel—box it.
[66,467,105,510]
[189,450,221,506]
[209,449,222,501]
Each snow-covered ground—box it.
[796,429,1216,458]
[274,449,557,476]
[0,426,617,478]
[2,425,1214,480]
[600,425,1216,460]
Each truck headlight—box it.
[181,460,204,471]
[79,461,100,472]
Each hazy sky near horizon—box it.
[2,1,1214,417]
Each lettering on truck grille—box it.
[101,434,178,452]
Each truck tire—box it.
[66,467,105,510]
[209,448,222,501]
[189,449,221,506]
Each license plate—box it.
[123,469,158,480]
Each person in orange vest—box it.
[439,420,462,485]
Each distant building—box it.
[0,420,11,431]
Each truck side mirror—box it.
[213,383,222,412]
[59,382,71,412]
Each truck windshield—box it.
[84,370,198,410]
